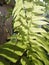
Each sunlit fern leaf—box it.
[12,0,49,65]
[0,0,49,65]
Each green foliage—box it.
[0,0,49,65]
[5,0,10,4]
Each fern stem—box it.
[22,0,32,47]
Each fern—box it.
[0,0,49,65]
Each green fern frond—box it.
[0,0,49,65]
